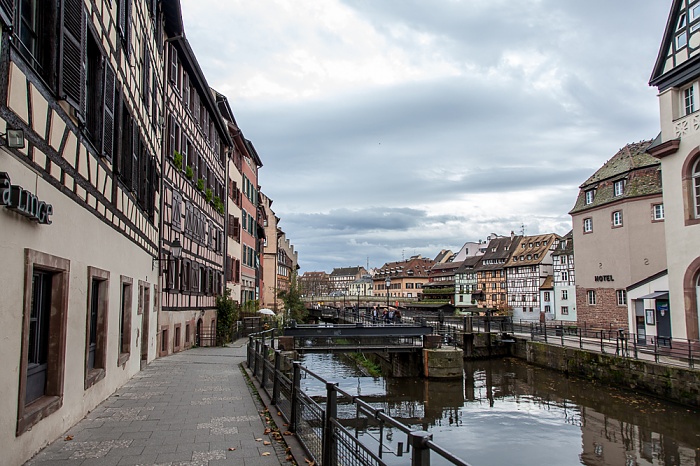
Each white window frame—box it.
[616,289,627,306]
[583,218,593,233]
[585,190,595,205]
[682,82,698,116]
[587,290,597,305]
[561,306,569,315]
[561,289,568,300]
[691,4,700,22]
[612,211,623,227]
[677,30,688,49]
[613,180,624,197]
[653,203,665,221]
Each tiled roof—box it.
[551,230,573,256]
[570,140,661,214]
[505,233,558,268]
[540,275,554,290]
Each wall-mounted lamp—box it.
[153,237,183,270]
[1,128,25,149]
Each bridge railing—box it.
[522,321,697,368]
[246,331,472,466]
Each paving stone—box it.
[23,342,285,466]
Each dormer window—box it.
[535,242,540,247]
[585,190,595,205]
[614,180,625,196]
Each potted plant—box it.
[205,188,213,203]
[197,178,205,191]
[173,150,183,170]
[185,165,194,180]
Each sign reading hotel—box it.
[0,172,53,224]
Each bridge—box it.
[281,322,435,353]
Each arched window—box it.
[694,158,700,218]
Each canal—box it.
[298,354,700,466]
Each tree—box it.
[278,272,308,323]
[216,288,240,346]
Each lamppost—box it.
[385,277,391,309]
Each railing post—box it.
[409,430,433,466]
[654,337,659,363]
[633,333,638,359]
[323,382,338,466]
[579,328,583,349]
[261,343,268,389]
[247,335,254,367]
[543,322,547,343]
[272,350,281,404]
[253,339,260,376]
[530,322,534,341]
[600,331,605,354]
[289,361,301,432]
[690,340,695,369]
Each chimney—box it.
[510,231,514,239]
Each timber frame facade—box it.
[158,2,232,353]
[0,0,163,463]
[475,235,521,311]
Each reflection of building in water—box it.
[579,407,698,466]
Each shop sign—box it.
[0,172,53,224]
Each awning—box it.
[637,291,669,300]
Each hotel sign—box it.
[0,172,53,224]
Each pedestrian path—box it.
[25,341,289,466]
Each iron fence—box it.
[247,330,472,466]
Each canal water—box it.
[298,354,700,466]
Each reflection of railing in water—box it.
[247,329,472,466]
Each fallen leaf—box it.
[64,435,73,441]
[264,428,271,434]
[228,447,237,451]
[263,441,271,445]
[284,431,293,436]
[286,454,294,461]
[277,411,282,416]
[262,452,271,456]
[255,438,263,441]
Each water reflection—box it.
[298,354,700,466]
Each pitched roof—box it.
[505,233,559,268]
[551,230,573,256]
[476,235,521,270]
[569,141,661,215]
[540,275,554,290]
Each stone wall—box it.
[512,339,700,407]
[576,286,629,330]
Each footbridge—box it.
[280,323,435,354]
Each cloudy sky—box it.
[180,0,671,273]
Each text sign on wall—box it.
[0,172,53,224]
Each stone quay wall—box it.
[511,338,700,407]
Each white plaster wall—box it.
[0,152,156,465]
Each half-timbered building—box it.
[552,231,576,322]
[648,0,700,340]
[239,137,262,305]
[475,234,521,312]
[158,2,232,353]
[0,0,163,462]
[454,255,481,311]
[505,233,560,321]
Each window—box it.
[561,271,569,282]
[653,203,664,220]
[18,0,54,81]
[561,306,569,315]
[616,290,627,306]
[587,290,597,305]
[677,31,688,49]
[691,4,700,22]
[17,250,70,435]
[85,267,109,390]
[585,190,595,205]
[614,180,624,197]
[694,158,700,218]
[583,218,593,233]
[117,0,131,56]
[683,83,697,116]
[561,289,568,300]
[544,305,551,313]
[612,211,623,227]
[544,292,550,301]
[118,276,133,366]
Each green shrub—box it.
[197,178,205,191]
[173,151,183,170]
[185,165,194,180]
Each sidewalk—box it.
[25,341,290,466]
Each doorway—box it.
[655,299,671,346]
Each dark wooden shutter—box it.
[143,46,150,105]
[59,0,86,115]
[102,63,116,159]
[169,43,177,83]
[131,124,139,193]
[167,114,175,159]
[0,0,14,27]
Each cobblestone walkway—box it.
[25,342,287,466]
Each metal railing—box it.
[247,330,472,466]
[521,321,697,369]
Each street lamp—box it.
[385,277,391,309]
[153,237,182,270]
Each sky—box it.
[180,0,671,273]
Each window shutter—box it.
[101,63,116,159]
[169,43,177,83]
[0,0,14,27]
[59,0,86,115]
[142,46,150,105]
[131,125,139,193]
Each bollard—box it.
[289,362,301,432]
[322,382,338,466]
[409,430,433,466]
